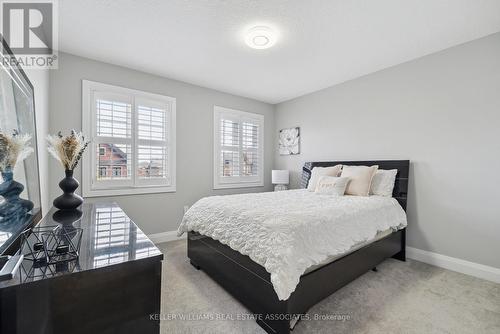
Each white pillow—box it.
[341,165,378,196]
[315,176,350,196]
[307,165,342,191]
[370,169,398,197]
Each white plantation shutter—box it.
[82,80,176,197]
[135,98,171,186]
[241,121,259,177]
[92,92,133,188]
[213,106,264,189]
[220,118,240,177]
[96,99,132,138]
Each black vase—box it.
[52,208,83,226]
[53,170,83,210]
[53,209,82,244]
[0,169,34,215]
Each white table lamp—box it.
[272,170,289,191]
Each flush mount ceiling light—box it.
[245,26,277,49]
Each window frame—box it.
[82,80,176,197]
[213,106,264,189]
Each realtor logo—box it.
[0,0,58,68]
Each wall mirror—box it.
[0,36,42,255]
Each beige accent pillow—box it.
[370,169,398,197]
[315,176,350,196]
[341,165,379,196]
[307,165,342,191]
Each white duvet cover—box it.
[177,189,407,301]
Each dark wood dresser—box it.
[0,202,163,334]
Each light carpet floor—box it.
[158,239,500,334]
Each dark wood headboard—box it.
[301,160,409,210]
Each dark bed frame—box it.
[187,160,409,334]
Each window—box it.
[99,167,107,177]
[112,166,121,177]
[82,80,176,197]
[213,106,264,189]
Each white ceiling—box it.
[59,0,500,104]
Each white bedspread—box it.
[177,189,407,301]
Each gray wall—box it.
[49,52,275,234]
[26,69,50,214]
[275,33,500,269]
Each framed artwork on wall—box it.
[278,127,300,155]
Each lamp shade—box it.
[272,170,289,185]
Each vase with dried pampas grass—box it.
[47,130,90,211]
[0,129,35,213]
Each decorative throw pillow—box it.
[315,176,350,196]
[341,165,379,196]
[307,165,342,191]
[370,169,398,197]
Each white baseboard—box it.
[148,230,185,244]
[406,247,500,284]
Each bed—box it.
[179,160,409,334]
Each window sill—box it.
[213,182,264,190]
[83,185,176,197]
